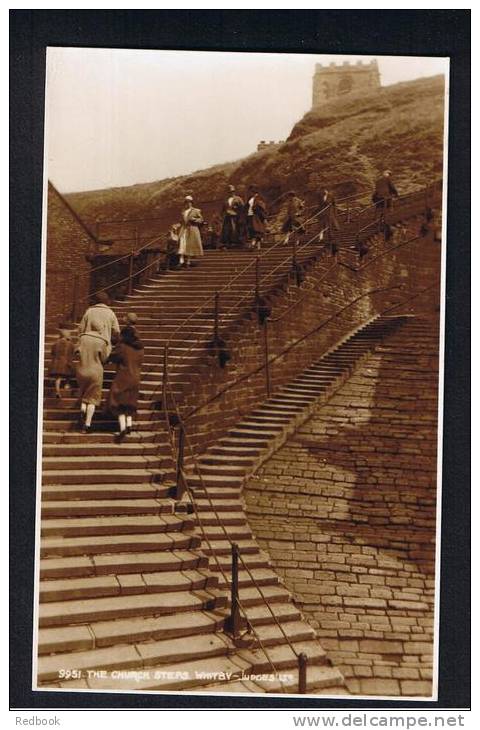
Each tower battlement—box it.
[312,59,381,108]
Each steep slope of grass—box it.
[67,74,445,226]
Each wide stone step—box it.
[199,454,256,467]
[41,530,201,558]
[61,654,252,693]
[39,587,226,628]
[42,431,163,445]
[41,513,192,537]
[237,638,328,674]
[195,510,247,526]
[40,497,175,518]
[41,483,170,501]
[201,538,260,556]
[42,468,167,486]
[43,441,167,457]
[243,601,302,626]
[40,568,218,603]
[38,610,225,655]
[38,632,231,683]
[43,455,162,471]
[40,549,208,579]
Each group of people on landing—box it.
[164,170,398,268]
[49,291,143,440]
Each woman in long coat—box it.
[76,291,120,432]
[178,195,204,267]
[108,320,144,440]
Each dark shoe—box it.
[115,429,128,443]
[81,424,91,434]
[125,426,132,435]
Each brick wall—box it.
[178,228,441,458]
[244,315,439,697]
[45,183,96,327]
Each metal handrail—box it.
[161,370,295,693]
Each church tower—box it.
[312,59,381,108]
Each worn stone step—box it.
[42,431,163,445]
[41,483,170,501]
[39,587,226,628]
[201,538,260,556]
[194,510,247,526]
[41,530,201,558]
[43,441,168,457]
[43,455,163,471]
[41,497,175,518]
[40,568,218,603]
[40,549,208,579]
[75,654,252,692]
[237,638,327,674]
[37,609,226,655]
[252,664,345,694]
[41,513,192,538]
[38,632,231,683]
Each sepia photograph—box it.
[32,45,449,700]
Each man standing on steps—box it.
[372,169,399,218]
[76,291,121,433]
[220,184,245,249]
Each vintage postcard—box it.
[32,47,449,700]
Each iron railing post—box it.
[255,255,261,318]
[162,345,168,412]
[128,248,135,296]
[225,543,242,638]
[264,319,271,397]
[213,291,220,340]
[71,274,79,322]
[176,423,186,500]
[298,652,308,694]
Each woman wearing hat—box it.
[76,291,120,432]
[107,313,144,441]
[178,195,204,267]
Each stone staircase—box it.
[37,191,435,694]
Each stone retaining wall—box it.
[244,315,440,697]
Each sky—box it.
[45,48,448,193]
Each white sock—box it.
[85,404,95,426]
[126,415,133,429]
[81,402,87,413]
[179,255,184,264]
[118,414,126,432]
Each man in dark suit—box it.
[373,170,399,216]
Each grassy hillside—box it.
[67,74,445,226]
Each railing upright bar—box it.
[264,320,271,397]
[128,248,135,296]
[213,291,220,340]
[255,254,261,319]
[298,652,308,694]
[225,543,242,638]
[175,423,186,501]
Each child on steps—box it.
[49,325,75,399]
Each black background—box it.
[10,9,471,711]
